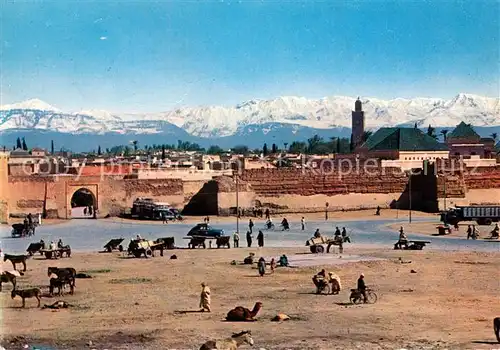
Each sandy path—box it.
[1,246,499,349]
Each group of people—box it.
[83,205,97,218]
[466,223,500,240]
[312,269,368,302]
[38,238,65,251]
[233,230,265,248]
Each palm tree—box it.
[130,140,139,153]
[441,129,449,141]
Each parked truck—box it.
[131,198,181,220]
[440,205,500,226]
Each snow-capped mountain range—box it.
[1,93,498,138]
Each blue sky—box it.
[1,0,498,113]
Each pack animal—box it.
[0,271,22,291]
[47,267,76,287]
[200,330,254,350]
[49,277,74,296]
[11,288,41,308]
[3,254,30,272]
[226,302,263,322]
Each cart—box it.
[185,235,231,249]
[305,236,342,253]
[127,239,164,258]
[103,238,124,252]
[41,246,72,259]
[154,237,175,250]
[393,240,430,250]
[11,223,34,238]
[216,236,231,249]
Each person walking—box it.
[257,230,264,248]
[248,219,254,234]
[357,273,367,303]
[246,231,252,248]
[342,227,351,243]
[233,231,240,248]
[265,208,270,220]
[258,257,266,277]
[199,282,211,312]
[301,217,305,230]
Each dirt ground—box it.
[1,245,499,350]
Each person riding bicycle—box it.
[265,218,274,229]
[357,273,367,303]
[398,227,408,249]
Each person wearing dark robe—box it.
[257,230,264,247]
[246,231,252,248]
[248,219,254,233]
[258,257,266,277]
[265,208,270,220]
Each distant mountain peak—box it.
[0,93,498,137]
[0,98,60,112]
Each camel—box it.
[226,302,262,322]
[494,317,500,343]
[200,330,254,350]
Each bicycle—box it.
[349,288,378,304]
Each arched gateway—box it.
[67,184,99,219]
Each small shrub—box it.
[109,277,152,284]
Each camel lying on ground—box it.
[226,302,262,322]
[200,330,254,350]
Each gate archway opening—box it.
[71,188,97,218]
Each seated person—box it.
[312,269,328,294]
[313,229,321,238]
[244,253,255,265]
[57,239,64,249]
[279,254,289,267]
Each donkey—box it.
[3,254,30,272]
[200,331,254,350]
[49,277,74,296]
[47,267,76,287]
[11,288,41,308]
[0,271,22,291]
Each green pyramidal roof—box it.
[448,121,480,139]
[361,127,448,152]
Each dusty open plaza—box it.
[1,241,499,349]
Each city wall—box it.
[2,163,500,221]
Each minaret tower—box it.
[351,97,365,149]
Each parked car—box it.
[187,223,224,238]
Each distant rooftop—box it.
[362,127,448,152]
[448,121,480,140]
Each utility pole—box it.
[409,172,412,224]
[443,176,447,211]
[236,171,239,234]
